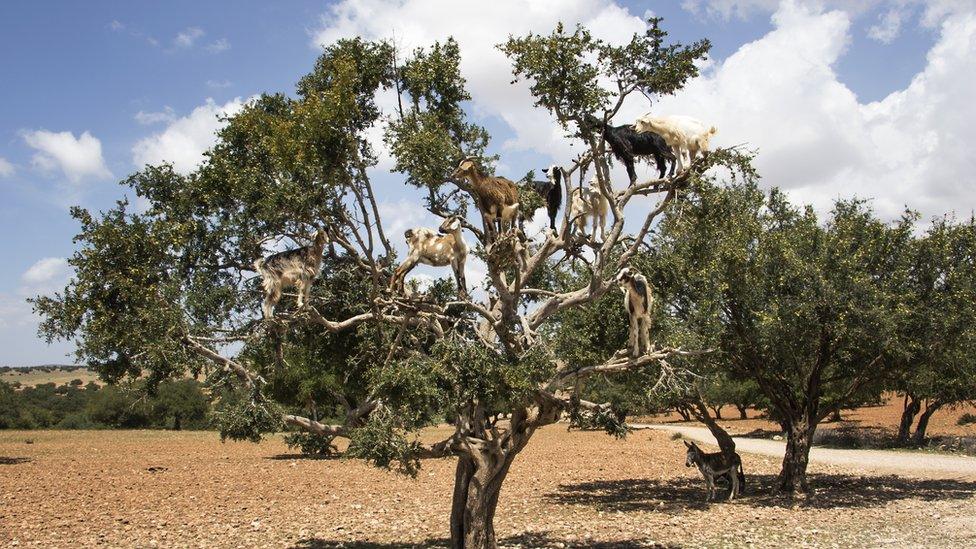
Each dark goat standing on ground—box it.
[582,114,675,183]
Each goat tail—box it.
[737,461,745,489]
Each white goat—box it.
[569,173,609,242]
[634,114,717,172]
[254,229,328,319]
[390,216,469,297]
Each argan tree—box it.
[34,21,732,548]
[892,216,976,445]
[648,179,914,492]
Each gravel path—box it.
[637,424,976,479]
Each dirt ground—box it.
[643,393,976,439]
[2,427,975,548]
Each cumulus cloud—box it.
[311,0,976,222]
[0,157,14,177]
[312,0,648,167]
[653,0,976,219]
[132,97,246,174]
[22,130,112,183]
[134,106,176,125]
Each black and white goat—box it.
[616,267,653,356]
[582,114,675,184]
[254,229,328,319]
[522,165,564,233]
[390,216,469,297]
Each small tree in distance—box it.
[32,20,747,548]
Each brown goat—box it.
[451,157,519,235]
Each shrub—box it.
[283,432,338,456]
[957,412,976,426]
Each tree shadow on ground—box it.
[547,473,976,514]
[0,456,31,465]
[291,532,675,548]
[266,453,343,461]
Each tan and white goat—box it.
[569,173,609,242]
[616,267,653,356]
[390,216,469,297]
[254,229,328,319]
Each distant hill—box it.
[0,365,99,387]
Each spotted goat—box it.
[254,228,328,319]
[390,216,469,297]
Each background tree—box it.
[648,178,914,493]
[892,216,976,445]
[33,20,738,548]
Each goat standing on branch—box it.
[617,267,653,356]
[451,157,519,236]
[684,440,745,501]
[527,165,563,234]
[569,173,609,242]
[635,114,717,173]
[254,228,328,319]
[390,216,469,298]
[582,114,675,183]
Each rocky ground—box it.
[2,427,975,548]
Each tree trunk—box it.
[829,409,842,423]
[675,406,691,421]
[450,452,514,549]
[735,404,748,420]
[172,412,182,431]
[710,405,723,420]
[896,393,920,445]
[911,400,944,446]
[778,418,815,493]
[691,399,736,458]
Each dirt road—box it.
[639,424,976,479]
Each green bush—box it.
[958,413,976,426]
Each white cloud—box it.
[311,0,976,222]
[22,257,69,286]
[22,129,112,183]
[109,20,124,32]
[378,198,434,240]
[134,106,176,125]
[0,157,14,177]
[652,0,976,220]
[206,38,231,53]
[132,97,246,174]
[206,79,233,89]
[868,6,908,43]
[313,0,648,175]
[680,0,882,20]
[173,27,205,49]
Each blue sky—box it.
[1,0,971,366]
